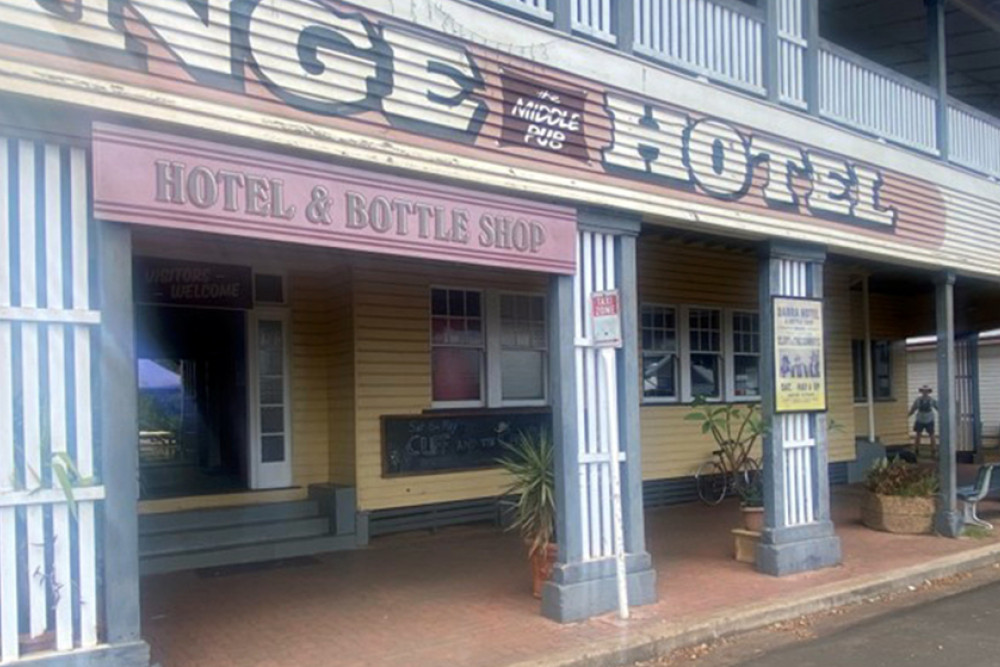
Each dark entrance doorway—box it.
[136,306,248,499]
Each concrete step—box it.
[140,534,357,576]
[139,500,320,535]
[139,516,331,557]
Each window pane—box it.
[690,353,721,398]
[874,341,892,399]
[260,376,283,404]
[449,289,466,316]
[501,350,545,400]
[432,288,447,315]
[734,355,760,397]
[260,406,285,434]
[261,435,285,463]
[852,340,867,401]
[432,348,482,402]
[466,291,481,317]
[254,274,284,304]
[258,321,283,375]
[643,354,677,398]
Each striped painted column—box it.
[542,210,656,623]
[0,138,104,662]
[0,137,147,665]
[756,242,841,576]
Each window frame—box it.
[639,304,761,405]
[640,303,680,404]
[852,339,894,403]
[682,305,724,403]
[488,290,549,408]
[430,286,487,409]
[726,309,761,401]
[431,286,548,409]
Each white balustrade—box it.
[949,101,1000,180]
[493,0,553,21]
[777,0,806,108]
[819,43,938,154]
[634,0,764,94]
[573,0,615,43]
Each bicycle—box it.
[695,439,761,505]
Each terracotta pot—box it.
[530,543,558,599]
[861,492,936,534]
[741,505,765,532]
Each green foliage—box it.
[865,458,939,497]
[497,429,555,558]
[684,397,767,448]
[737,473,764,508]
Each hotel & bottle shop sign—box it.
[92,124,577,275]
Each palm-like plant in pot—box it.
[498,429,556,599]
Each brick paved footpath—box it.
[141,485,1000,667]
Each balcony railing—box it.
[818,41,939,155]
[633,0,764,94]
[949,98,1000,180]
[484,0,1000,182]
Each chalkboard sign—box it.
[381,409,551,477]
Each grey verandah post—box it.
[764,0,781,103]
[542,209,656,623]
[935,272,962,537]
[927,0,950,160]
[756,242,841,576]
[99,221,150,663]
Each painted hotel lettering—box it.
[8,1,898,229]
[602,94,898,227]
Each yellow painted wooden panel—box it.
[639,251,857,480]
[288,271,333,490]
[352,255,545,511]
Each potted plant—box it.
[498,429,556,599]
[862,457,939,534]
[737,473,764,532]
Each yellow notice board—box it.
[773,297,826,413]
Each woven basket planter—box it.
[861,493,936,534]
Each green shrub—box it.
[865,458,938,497]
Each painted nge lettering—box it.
[602,94,898,228]
[3,0,487,142]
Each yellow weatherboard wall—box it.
[851,289,913,445]
[351,254,547,512]
[638,236,855,482]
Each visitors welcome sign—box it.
[773,297,826,413]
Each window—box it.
[852,339,893,401]
[641,305,678,400]
[431,288,484,404]
[431,288,546,407]
[254,273,285,304]
[731,311,761,398]
[499,294,547,401]
[689,308,722,399]
[640,305,760,403]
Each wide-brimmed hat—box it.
[919,385,933,394]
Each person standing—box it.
[909,385,939,458]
